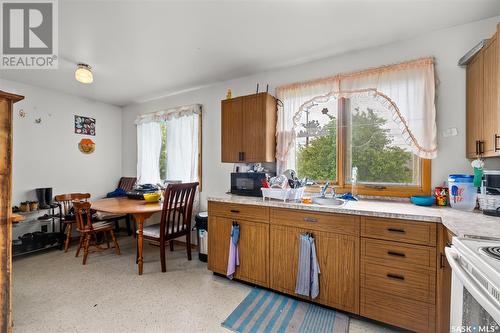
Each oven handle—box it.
[445,247,500,321]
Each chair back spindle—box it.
[55,193,91,216]
[160,182,198,240]
[73,201,94,232]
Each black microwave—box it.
[230,172,272,197]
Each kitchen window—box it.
[277,58,436,197]
[136,104,202,189]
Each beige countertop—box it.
[208,194,500,239]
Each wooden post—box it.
[0,91,24,333]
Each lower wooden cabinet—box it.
[208,202,451,333]
[207,215,232,275]
[207,215,269,287]
[361,288,436,333]
[234,219,269,287]
[269,224,359,314]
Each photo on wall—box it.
[74,115,96,135]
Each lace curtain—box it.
[276,79,339,174]
[275,58,437,174]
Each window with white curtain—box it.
[136,104,202,188]
[276,58,436,197]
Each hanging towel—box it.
[295,233,311,297]
[309,236,320,299]
[295,233,321,299]
[226,224,240,279]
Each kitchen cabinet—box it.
[360,216,438,333]
[207,202,269,286]
[269,209,360,314]
[207,201,450,333]
[466,23,500,158]
[221,92,276,163]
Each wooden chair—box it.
[95,177,137,235]
[118,177,136,192]
[55,193,91,252]
[138,182,198,272]
[73,201,121,265]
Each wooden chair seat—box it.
[93,212,126,221]
[77,221,115,233]
[139,223,185,238]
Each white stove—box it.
[446,236,500,333]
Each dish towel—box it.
[226,223,240,279]
[295,233,321,299]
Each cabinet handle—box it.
[238,152,243,161]
[303,217,318,223]
[495,134,500,152]
[387,251,406,258]
[479,140,485,155]
[387,228,406,234]
[386,273,405,281]
[230,209,240,213]
[475,140,480,155]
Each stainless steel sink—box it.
[311,197,345,206]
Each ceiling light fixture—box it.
[75,63,93,84]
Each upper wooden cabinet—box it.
[466,23,500,158]
[221,92,277,163]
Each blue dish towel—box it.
[295,233,321,299]
[226,224,240,280]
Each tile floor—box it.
[13,236,406,333]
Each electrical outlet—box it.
[442,128,458,137]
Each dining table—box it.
[91,197,163,275]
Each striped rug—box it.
[222,288,349,333]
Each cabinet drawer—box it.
[270,208,359,236]
[361,261,435,304]
[361,217,436,246]
[208,201,269,223]
[361,288,436,333]
[361,238,436,270]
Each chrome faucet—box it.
[319,182,330,198]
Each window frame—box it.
[303,97,431,197]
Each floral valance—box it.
[275,57,437,173]
[135,104,202,124]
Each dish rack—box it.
[478,194,500,211]
[261,187,305,202]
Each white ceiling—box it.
[1,0,499,107]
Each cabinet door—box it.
[315,230,359,314]
[242,94,265,162]
[482,34,499,156]
[270,225,301,295]
[270,225,359,313]
[221,98,243,162]
[234,219,269,287]
[207,216,232,274]
[466,53,484,158]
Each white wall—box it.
[122,16,500,209]
[1,79,123,205]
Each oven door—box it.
[445,247,500,333]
